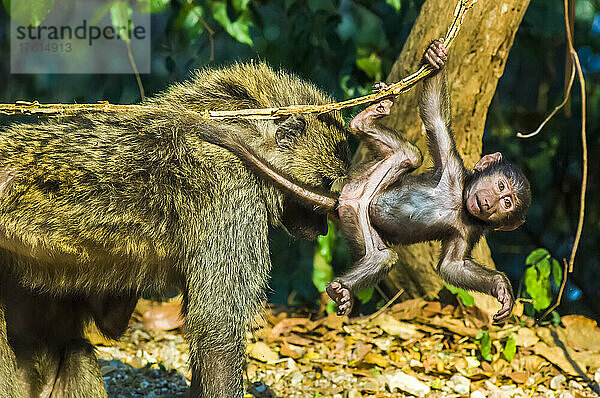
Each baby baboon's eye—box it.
[503,197,512,209]
[498,180,505,191]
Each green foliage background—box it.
[0,0,599,316]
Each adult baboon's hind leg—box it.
[184,250,261,398]
[50,340,107,398]
[0,303,20,398]
[186,314,246,398]
[11,341,106,398]
[1,273,107,398]
[182,187,272,397]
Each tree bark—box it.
[370,0,532,299]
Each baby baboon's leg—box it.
[328,100,422,315]
[348,99,414,156]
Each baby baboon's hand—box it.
[423,38,448,70]
[491,276,514,323]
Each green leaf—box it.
[210,2,253,46]
[536,258,551,279]
[133,0,164,14]
[523,248,562,312]
[356,53,382,81]
[6,0,55,27]
[576,0,595,22]
[356,286,374,304]
[232,0,251,12]
[550,310,561,326]
[326,301,337,314]
[110,1,133,43]
[476,331,492,361]
[457,289,475,306]
[177,5,205,37]
[152,0,171,13]
[317,220,335,262]
[312,253,333,293]
[230,12,254,46]
[91,2,112,25]
[552,258,562,287]
[502,334,516,362]
[312,221,335,293]
[524,265,552,311]
[526,248,549,266]
[386,0,401,12]
[446,284,475,306]
[210,2,230,29]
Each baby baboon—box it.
[200,41,531,323]
[0,63,349,397]
[328,40,530,321]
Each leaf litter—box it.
[93,294,600,397]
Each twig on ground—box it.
[359,288,405,323]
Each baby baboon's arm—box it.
[418,39,464,175]
[437,237,514,322]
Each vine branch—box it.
[525,0,587,320]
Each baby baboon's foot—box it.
[423,38,448,70]
[326,281,353,316]
[349,99,394,133]
[374,99,393,116]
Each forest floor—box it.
[94,294,600,398]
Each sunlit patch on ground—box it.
[96,297,600,397]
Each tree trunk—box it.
[372,0,531,299]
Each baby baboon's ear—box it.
[473,152,502,172]
[275,116,306,149]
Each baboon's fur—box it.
[0,62,349,397]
